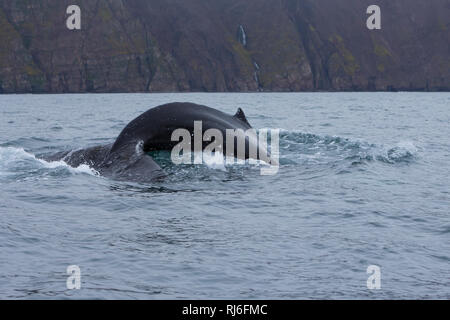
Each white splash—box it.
[385,141,418,160]
[0,146,99,176]
[202,152,227,171]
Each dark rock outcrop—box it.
[0,0,448,93]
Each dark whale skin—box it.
[43,102,257,182]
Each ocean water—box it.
[0,92,448,299]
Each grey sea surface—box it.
[0,92,448,299]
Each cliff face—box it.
[0,0,448,93]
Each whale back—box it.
[110,102,253,154]
[44,102,270,183]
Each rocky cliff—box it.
[0,0,448,93]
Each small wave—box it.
[278,130,418,165]
[280,129,373,149]
[152,130,418,174]
[0,146,99,177]
[150,150,271,168]
[378,141,418,163]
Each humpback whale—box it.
[44,102,273,182]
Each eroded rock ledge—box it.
[0,0,448,93]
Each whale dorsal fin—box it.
[234,107,251,126]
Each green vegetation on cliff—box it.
[0,0,448,93]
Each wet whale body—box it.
[44,102,269,182]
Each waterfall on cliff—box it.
[238,25,247,47]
